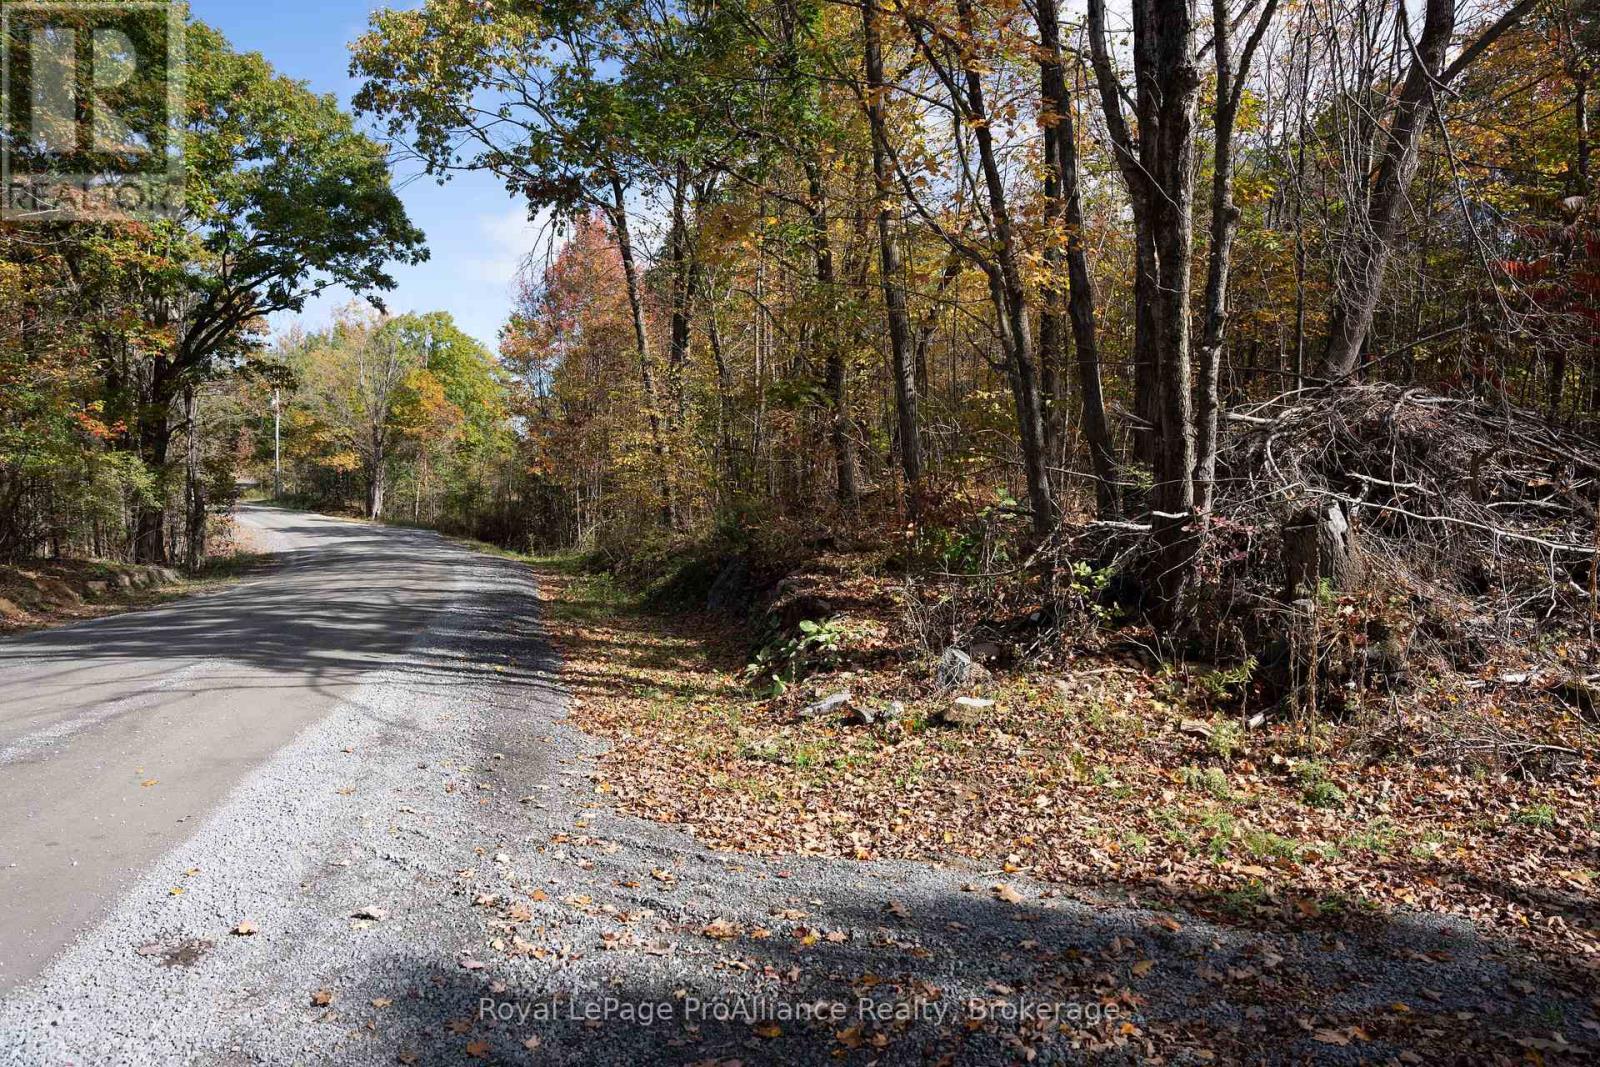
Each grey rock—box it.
[848,699,903,726]
[800,691,851,719]
[936,648,990,690]
[937,696,994,727]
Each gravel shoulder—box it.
[0,524,1594,1065]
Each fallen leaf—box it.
[351,906,390,921]
[232,921,257,936]
[465,1039,491,1059]
[310,989,334,1007]
[141,779,159,787]
[992,884,1025,904]
[753,1022,782,1039]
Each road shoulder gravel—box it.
[1,533,1593,1065]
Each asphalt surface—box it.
[0,506,1594,1065]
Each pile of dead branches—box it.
[1211,384,1598,670]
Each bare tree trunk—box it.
[955,0,1056,537]
[184,386,206,571]
[1319,0,1535,379]
[1141,0,1203,618]
[133,366,171,564]
[706,307,740,490]
[1194,0,1279,514]
[609,177,677,528]
[367,426,386,520]
[1087,0,1159,464]
[804,160,859,510]
[1578,74,1591,189]
[1036,0,1120,516]
[863,0,924,516]
[666,166,695,434]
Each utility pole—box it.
[271,388,282,498]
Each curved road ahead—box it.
[0,506,480,991]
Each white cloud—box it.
[468,205,546,286]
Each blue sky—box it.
[190,1,540,353]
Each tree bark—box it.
[1318,0,1535,379]
[1141,0,1203,617]
[184,386,206,570]
[954,0,1056,537]
[1194,0,1279,514]
[862,0,924,516]
[1576,73,1591,190]
[1087,0,1159,463]
[367,424,386,520]
[133,364,172,564]
[608,177,677,528]
[804,159,859,510]
[1036,1,1121,517]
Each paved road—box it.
[0,505,467,992]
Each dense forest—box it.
[1,14,423,564]
[4,0,1597,648]
[5,3,1600,1059]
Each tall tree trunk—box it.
[184,385,206,571]
[1131,235,1161,462]
[1318,0,1535,378]
[1036,0,1120,517]
[1136,0,1203,617]
[133,365,171,564]
[1576,72,1590,191]
[1087,0,1159,464]
[1194,0,1279,514]
[955,0,1056,537]
[804,160,859,510]
[367,426,386,520]
[666,167,695,434]
[707,308,740,490]
[609,178,677,528]
[862,0,924,516]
